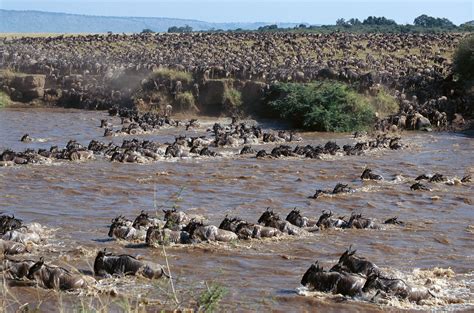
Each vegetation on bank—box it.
[264,82,378,132]
[0,92,11,108]
[223,88,242,110]
[453,34,474,82]
[151,68,193,84]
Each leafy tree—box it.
[453,34,474,81]
[348,18,362,26]
[336,18,347,26]
[141,28,154,34]
[413,14,455,28]
[363,16,397,26]
[167,25,193,33]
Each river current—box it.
[0,107,473,312]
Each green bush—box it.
[223,88,242,108]
[265,82,376,132]
[151,68,193,84]
[0,92,11,108]
[453,34,474,81]
[176,91,198,111]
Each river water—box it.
[0,107,473,312]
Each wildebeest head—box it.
[132,210,150,228]
[182,220,203,236]
[145,225,160,245]
[218,215,233,230]
[286,208,304,227]
[27,257,45,280]
[162,208,177,221]
[301,261,323,286]
[316,210,333,227]
[108,215,129,237]
[337,246,357,265]
[257,208,276,224]
[362,270,381,292]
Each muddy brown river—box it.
[0,107,473,312]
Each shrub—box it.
[370,89,399,117]
[453,34,474,81]
[265,82,376,132]
[223,88,242,108]
[151,68,193,84]
[176,92,198,111]
[0,92,11,108]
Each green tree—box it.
[453,34,474,81]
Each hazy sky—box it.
[1,0,472,24]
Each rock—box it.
[398,115,407,129]
[415,114,431,130]
[9,74,46,102]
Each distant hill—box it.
[0,10,300,33]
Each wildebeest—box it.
[285,208,319,231]
[0,258,36,279]
[108,216,145,241]
[27,257,88,290]
[363,271,435,303]
[94,249,167,279]
[0,215,23,235]
[301,261,365,297]
[410,182,430,191]
[257,209,303,236]
[346,213,379,229]
[0,239,31,255]
[330,246,381,277]
[315,210,348,229]
[145,225,192,245]
[361,168,383,180]
[182,220,238,242]
[132,210,162,229]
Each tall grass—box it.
[0,92,11,108]
[151,68,193,84]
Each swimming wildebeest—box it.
[0,258,36,279]
[132,210,162,229]
[315,210,348,229]
[94,249,168,279]
[330,246,381,277]
[285,208,319,231]
[182,220,238,242]
[361,168,383,180]
[410,182,430,191]
[108,216,145,241]
[301,261,365,297]
[27,257,88,290]
[0,214,23,235]
[162,208,191,229]
[257,209,303,236]
[0,239,31,255]
[145,225,192,245]
[346,213,379,229]
[363,271,435,303]
[219,216,281,240]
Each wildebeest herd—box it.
[1,32,471,131]
[1,111,405,166]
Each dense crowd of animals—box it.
[107,206,404,245]
[1,32,471,128]
[301,247,436,304]
[0,213,169,292]
[0,119,404,167]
